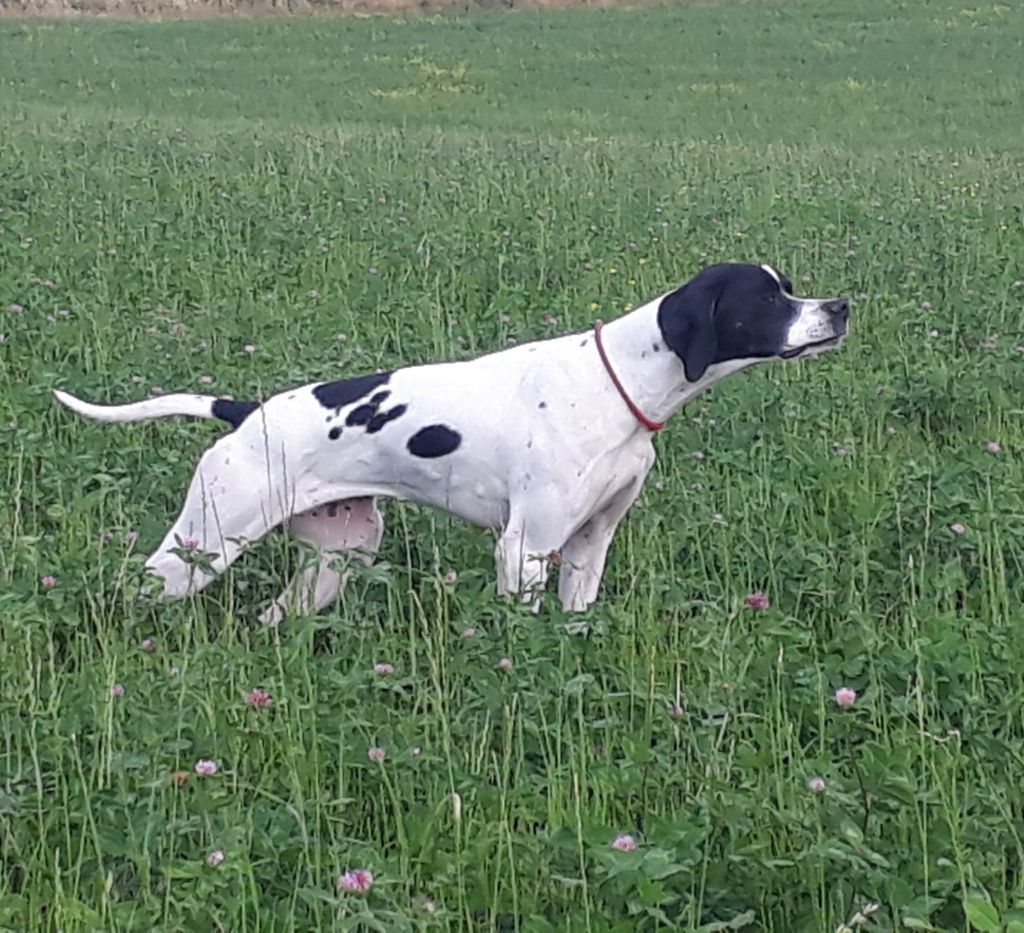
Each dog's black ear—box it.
[657,276,720,382]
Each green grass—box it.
[2,1,1024,930]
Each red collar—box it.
[593,321,665,432]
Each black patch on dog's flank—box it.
[328,426,343,440]
[211,398,259,429]
[367,404,408,434]
[652,343,660,352]
[313,372,390,411]
[345,392,406,433]
[407,425,461,458]
[538,401,547,409]
[346,404,376,427]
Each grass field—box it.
[2,1,1024,929]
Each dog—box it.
[54,262,849,622]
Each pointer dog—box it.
[54,262,849,621]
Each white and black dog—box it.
[54,262,849,621]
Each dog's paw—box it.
[258,603,286,627]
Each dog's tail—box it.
[53,389,259,430]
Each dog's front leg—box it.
[557,478,646,612]
[495,529,552,609]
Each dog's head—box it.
[656,262,850,382]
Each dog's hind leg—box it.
[258,497,384,626]
[143,430,308,599]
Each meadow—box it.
[2,0,1024,929]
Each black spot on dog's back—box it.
[407,424,461,458]
[346,404,376,427]
[211,398,259,429]
[346,393,406,433]
[312,372,390,411]
[328,426,342,440]
[367,404,407,434]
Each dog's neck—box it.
[595,296,755,429]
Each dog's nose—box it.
[824,297,850,320]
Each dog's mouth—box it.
[779,331,846,359]
[780,299,850,360]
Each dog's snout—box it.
[824,297,850,320]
